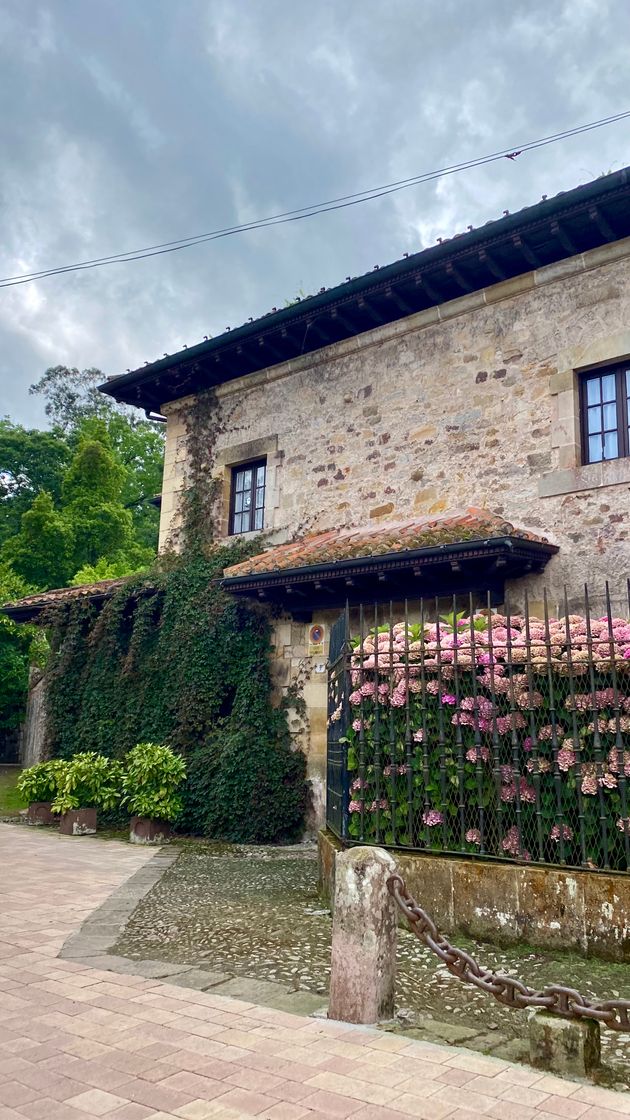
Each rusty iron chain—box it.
[387,874,630,1032]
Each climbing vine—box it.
[40,386,308,842]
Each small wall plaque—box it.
[308,623,326,656]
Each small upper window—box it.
[581,364,630,464]
[229,459,266,534]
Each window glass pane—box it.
[603,402,617,430]
[587,406,602,434]
[254,507,264,530]
[586,378,601,405]
[603,431,618,460]
[255,486,265,508]
[242,469,252,490]
[601,374,616,402]
[256,465,266,486]
[242,491,252,510]
[233,512,243,534]
[588,434,603,462]
[625,368,630,395]
[235,492,244,514]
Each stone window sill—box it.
[538,457,630,498]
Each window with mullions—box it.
[581,365,630,464]
[229,459,266,534]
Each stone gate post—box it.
[328,846,398,1024]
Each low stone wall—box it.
[318,829,630,961]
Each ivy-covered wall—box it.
[42,544,307,841]
[38,383,310,843]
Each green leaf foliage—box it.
[121,742,187,822]
[43,545,308,842]
[17,759,68,804]
[51,751,123,813]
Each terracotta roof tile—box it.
[2,578,129,618]
[223,508,551,579]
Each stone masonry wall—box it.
[157,238,630,825]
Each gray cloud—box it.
[1,0,628,424]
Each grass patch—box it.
[0,767,23,815]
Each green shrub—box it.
[17,759,68,804]
[121,742,186,822]
[52,751,122,814]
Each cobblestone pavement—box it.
[1,825,629,1120]
[113,844,629,1082]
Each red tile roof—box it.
[223,508,551,579]
[2,578,132,622]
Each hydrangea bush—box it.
[338,610,630,870]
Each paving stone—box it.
[1,822,628,1120]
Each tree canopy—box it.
[0,365,165,735]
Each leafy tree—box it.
[30,366,164,550]
[0,364,164,734]
[29,365,112,433]
[0,565,36,731]
[0,420,70,545]
[3,492,73,589]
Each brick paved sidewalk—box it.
[0,825,627,1120]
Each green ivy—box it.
[42,542,307,842]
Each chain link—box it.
[387,874,630,1032]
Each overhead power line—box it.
[1,109,629,290]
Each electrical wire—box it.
[1,109,628,289]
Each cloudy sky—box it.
[1,0,629,426]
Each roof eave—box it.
[100,168,630,412]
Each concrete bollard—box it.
[528,1010,601,1078]
[328,846,398,1024]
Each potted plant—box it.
[121,742,186,843]
[52,752,122,835]
[17,760,68,825]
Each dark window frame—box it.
[580,363,630,465]
[228,458,266,535]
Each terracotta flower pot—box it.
[59,808,97,835]
[130,816,171,844]
[27,801,56,826]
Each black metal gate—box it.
[326,606,350,839]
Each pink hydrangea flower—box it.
[465,828,482,844]
[422,809,443,827]
[550,824,573,842]
[441,693,457,706]
[557,746,576,772]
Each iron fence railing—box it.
[326,584,630,872]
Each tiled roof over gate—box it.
[223,508,552,579]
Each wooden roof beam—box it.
[415,273,443,303]
[257,335,285,362]
[385,286,414,314]
[551,219,577,255]
[479,249,506,281]
[306,318,332,344]
[356,297,384,324]
[512,233,540,268]
[330,307,356,333]
[446,261,473,292]
[589,204,616,241]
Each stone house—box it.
[7,167,630,827]
[95,166,630,825]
